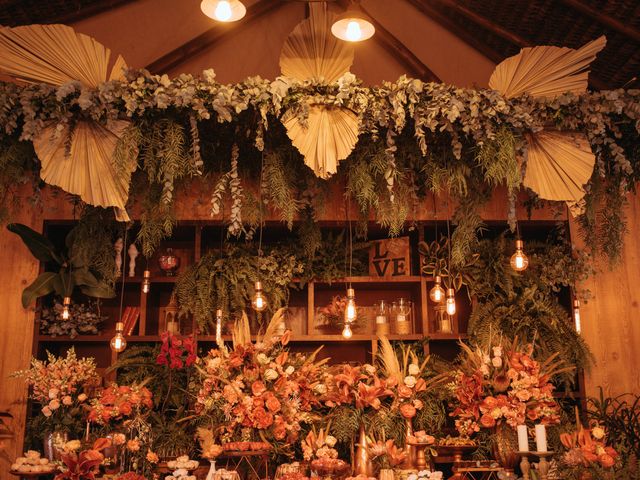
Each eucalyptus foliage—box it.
[0,70,637,261]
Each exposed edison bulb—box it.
[200,0,246,22]
[344,288,357,323]
[61,296,71,320]
[251,281,268,312]
[510,239,529,272]
[110,322,127,353]
[142,270,151,294]
[446,288,456,316]
[573,299,581,334]
[342,322,353,339]
[215,308,223,346]
[429,276,445,303]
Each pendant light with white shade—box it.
[331,0,375,42]
[200,0,247,22]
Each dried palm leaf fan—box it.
[0,24,134,221]
[279,3,360,178]
[489,36,606,214]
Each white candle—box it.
[517,425,529,452]
[535,424,547,452]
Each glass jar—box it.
[374,300,390,336]
[394,298,412,335]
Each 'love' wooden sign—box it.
[369,237,411,278]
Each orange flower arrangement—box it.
[449,338,569,436]
[195,311,327,446]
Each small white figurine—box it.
[114,238,124,274]
[128,243,139,277]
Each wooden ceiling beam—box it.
[426,0,610,90]
[560,0,640,44]
[146,0,285,74]
[405,0,504,64]
[336,0,440,82]
[432,0,531,48]
[4,0,138,26]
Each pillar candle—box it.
[517,425,529,452]
[535,424,547,452]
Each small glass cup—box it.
[374,300,390,336]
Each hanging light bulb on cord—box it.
[510,239,529,272]
[331,1,375,42]
[429,276,445,303]
[573,299,581,334]
[110,322,127,352]
[62,296,72,320]
[251,281,268,312]
[215,308,224,346]
[342,288,356,339]
[142,269,151,294]
[445,288,456,316]
[200,0,246,22]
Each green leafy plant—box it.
[587,387,640,460]
[8,223,115,307]
[465,234,593,388]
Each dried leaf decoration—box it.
[282,105,359,178]
[489,36,606,99]
[279,4,360,178]
[279,4,354,83]
[0,24,133,220]
[489,36,606,214]
[33,120,133,211]
[524,131,594,212]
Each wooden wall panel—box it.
[570,193,640,397]
[0,206,42,479]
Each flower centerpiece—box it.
[87,383,153,426]
[54,437,111,480]
[560,409,619,476]
[449,339,568,435]
[12,348,99,440]
[195,310,327,450]
[448,338,570,470]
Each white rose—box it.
[264,369,279,381]
[480,364,490,376]
[325,435,337,448]
[285,365,295,375]
[491,356,503,368]
[207,357,221,369]
[404,376,417,388]
[592,426,605,440]
[492,346,503,357]
[313,384,327,395]
[48,388,59,399]
[256,353,270,365]
[77,393,87,403]
[363,364,376,375]
[408,363,420,376]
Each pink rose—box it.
[48,399,60,410]
[41,406,52,417]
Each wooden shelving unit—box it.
[33,219,584,405]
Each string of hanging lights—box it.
[200,0,375,42]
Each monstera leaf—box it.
[8,223,115,308]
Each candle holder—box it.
[518,451,554,480]
[532,451,553,480]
